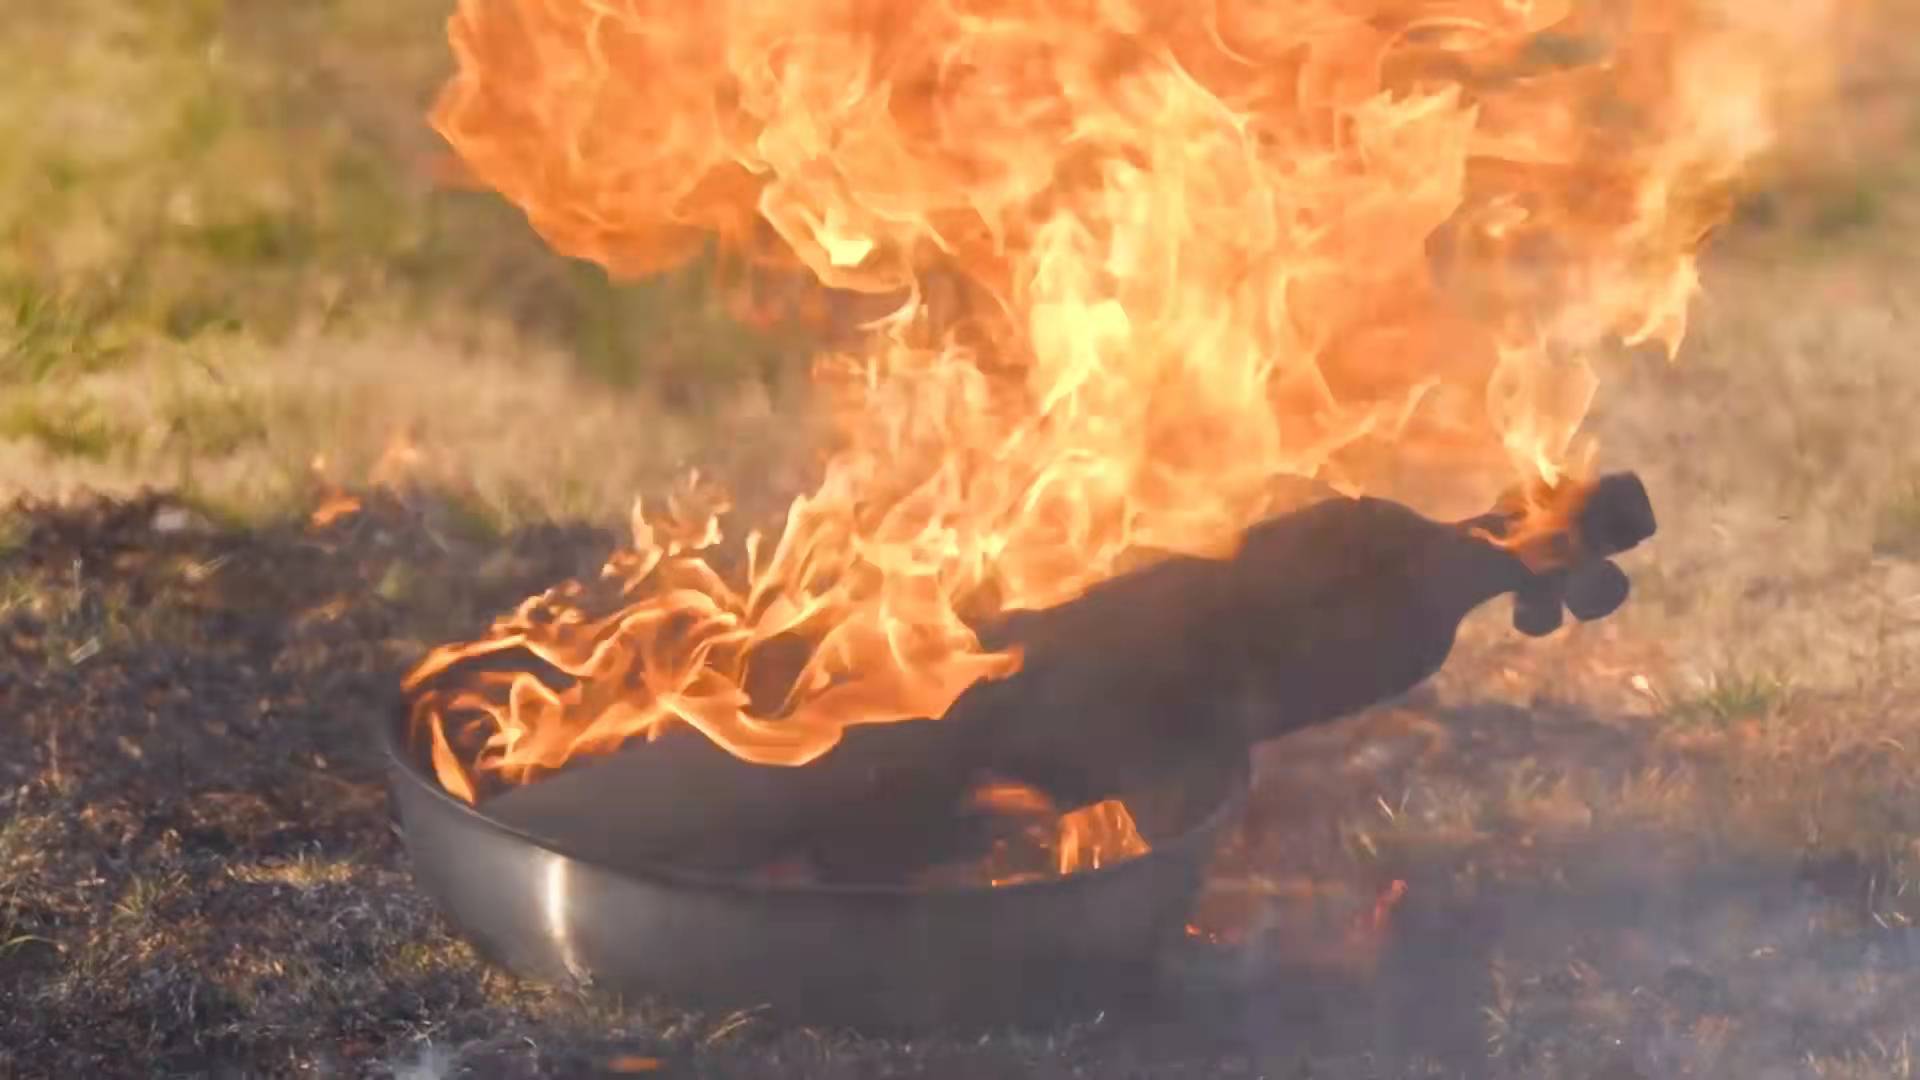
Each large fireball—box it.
[406,0,1842,801]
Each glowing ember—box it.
[1183,874,1412,975]
[308,434,431,531]
[307,455,363,528]
[406,1,1841,808]
[963,780,1151,884]
[308,490,362,530]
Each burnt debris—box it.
[470,473,1656,884]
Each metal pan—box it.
[383,714,1248,1032]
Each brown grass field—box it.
[3,3,1919,1077]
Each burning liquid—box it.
[405,1,1840,809]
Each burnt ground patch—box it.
[2,492,1918,1079]
[0,492,616,1075]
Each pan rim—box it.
[383,706,1248,902]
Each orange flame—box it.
[307,433,430,530]
[1056,799,1153,873]
[307,455,362,529]
[968,780,1151,882]
[409,1,1843,800]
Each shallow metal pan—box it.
[383,714,1248,1032]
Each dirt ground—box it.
[0,423,1916,1080]
[5,3,1920,1079]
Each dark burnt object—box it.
[390,472,1654,1028]
[471,473,1654,878]
[963,472,1654,812]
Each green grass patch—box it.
[1810,179,1889,236]
[1670,671,1791,726]
[1,279,128,383]
[190,212,319,268]
[172,486,284,533]
[1875,480,1920,559]
[0,0,809,401]
[0,0,816,529]
[426,488,515,544]
[0,396,130,462]
[112,871,186,924]
[158,384,271,458]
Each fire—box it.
[308,434,430,530]
[407,1,1842,802]
[1056,799,1153,873]
[968,780,1151,882]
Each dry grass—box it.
[3,1,1920,1077]
[0,325,817,531]
[0,0,818,528]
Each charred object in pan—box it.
[386,473,1653,1028]
[460,472,1654,882]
